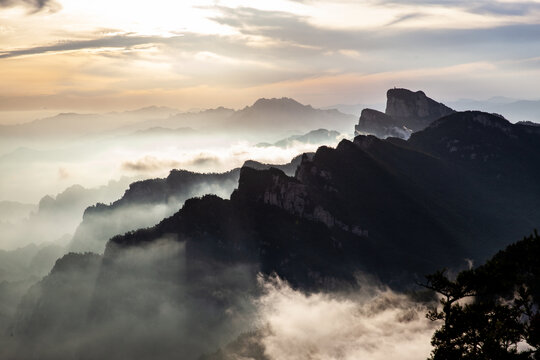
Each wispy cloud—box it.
[0,34,180,59]
[372,0,540,16]
[0,0,59,13]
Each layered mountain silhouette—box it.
[0,99,353,148]
[228,98,354,134]
[109,98,355,137]
[5,89,540,360]
[101,106,540,288]
[355,88,455,139]
[0,178,134,251]
[69,155,308,253]
[256,129,342,148]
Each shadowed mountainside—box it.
[5,96,540,360]
[69,155,310,253]
[104,109,540,287]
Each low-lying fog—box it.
[0,101,353,205]
[0,102,350,289]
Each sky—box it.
[1,0,540,114]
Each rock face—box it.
[354,109,410,139]
[107,109,540,285]
[355,88,455,139]
[242,153,314,177]
[7,109,540,360]
[69,155,313,254]
[385,89,455,131]
[69,169,240,253]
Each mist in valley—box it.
[3,0,540,358]
[0,237,437,360]
[0,99,355,360]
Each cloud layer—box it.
[0,0,59,13]
[256,276,436,360]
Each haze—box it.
[1,0,540,117]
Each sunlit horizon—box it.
[2,0,540,115]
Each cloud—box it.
[189,154,220,167]
[0,34,182,59]
[0,0,60,13]
[385,13,425,26]
[208,6,540,67]
[121,156,181,173]
[255,275,436,360]
[372,0,540,16]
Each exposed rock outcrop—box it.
[385,89,455,131]
[355,88,455,139]
[355,109,411,139]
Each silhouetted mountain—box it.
[355,88,455,139]
[385,89,455,131]
[116,106,179,118]
[5,253,102,359]
[1,178,133,250]
[124,106,235,133]
[6,106,540,360]
[69,169,241,253]
[242,153,314,177]
[0,243,65,283]
[118,99,354,137]
[407,111,540,192]
[354,108,410,139]
[69,154,313,253]
[449,97,540,123]
[0,113,109,139]
[517,120,540,128]
[230,98,355,134]
[99,109,540,292]
[0,107,182,141]
[256,129,342,149]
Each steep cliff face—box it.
[242,153,313,177]
[355,88,455,139]
[8,109,540,360]
[69,169,240,253]
[385,89,455,131]
[355,108,411,139]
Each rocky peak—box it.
[355,109,411,139]
[385,88,455,131]
[250,97,309,112]
[354,89,454,140]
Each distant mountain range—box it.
[256,129,342,148]
[448,97,540,123]
[3,89,540,360]
[98,108,540,291]
[0,98,356,144]
[69,154,308,253]
[0,178,135,251]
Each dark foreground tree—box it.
[423,231,540,360]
